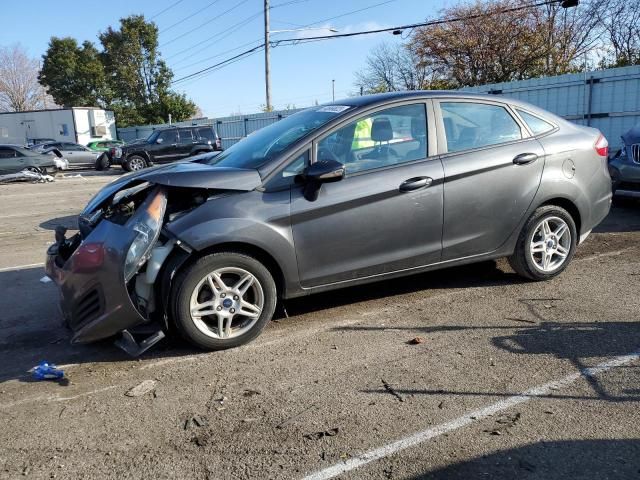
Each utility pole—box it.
[264,0,272,111]
[332,79,335,101]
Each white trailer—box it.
[0,107,117,146]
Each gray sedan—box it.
[33,141,100,166]
[46,92,612,354]
[0,144,58,175]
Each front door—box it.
[290,102,444,288]
[151,129,178,163]
[435,100,545,260]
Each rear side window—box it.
[440,102,522,153]
[198,127,216,142]
[179,129,194,144]
[517,110,555,135]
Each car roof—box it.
[323,90,566,124]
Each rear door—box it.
[290,101,444,287]
[434,99,545,260]
[177,128,197,158]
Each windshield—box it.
[205,106,352,169]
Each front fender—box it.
[165,190,302,297]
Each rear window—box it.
[517,110,555,135]
[198,127,216,142]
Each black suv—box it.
[111,125,222,171]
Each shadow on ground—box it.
[414,439,640,479]
[359,320,640,402]
[39,215,79,231]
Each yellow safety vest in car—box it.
[352,118,375,150]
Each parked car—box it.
[32,141,101,167]
[0,144,59,175]
[110,125,223,172]
[26,137,56,147]
[87,139,125,152]
[46,92,611,355]
[608,124,640,198]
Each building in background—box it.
[0,107,116,146]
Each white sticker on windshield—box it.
[316,106,350,113]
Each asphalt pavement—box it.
[0,170,639,479]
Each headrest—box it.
[371,117,393,142]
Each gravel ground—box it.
[0,171,639,480]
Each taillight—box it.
[216,138,222,149]
[595,134,608,157]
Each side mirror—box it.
[302,159,345,201]
[156,138,164,144]
[303,159,345,183]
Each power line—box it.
[164,0,314,62]
[174,38,264,72]
[150,0,186,20]
[161,0,251,47]
[167,12,264,63]
[272,0,566,45]
[273,0,398,30]
[172,0,568,85]
[160,0,224,33]
[172,44,265,84]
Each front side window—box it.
[517,109,555,135]
[440,102,522,153]
[316,103,428,175]
[63,143,83,151]
[267,150,310,190]
[157,130,177,144]
[0,147,16,159]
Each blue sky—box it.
[0,0,449,118]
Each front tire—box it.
[123,155,147,172]
[508,205,577,281]
[173,252,277,350]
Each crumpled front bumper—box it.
[45,219,147,344]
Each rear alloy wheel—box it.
[124,155,146,172]
[508,205,577,281]
[173,252,277,350]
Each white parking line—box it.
[302,349,640,480]
[0,262,45,273]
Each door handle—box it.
[513,153,538,165]
[399,176,433,192]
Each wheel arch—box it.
[537,197,582,239]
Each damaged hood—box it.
[83,162,262,214]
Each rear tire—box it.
[172,252,277,351]
[123,155,147,172]
[508,205,577,281]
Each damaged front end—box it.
[46,180,229,355]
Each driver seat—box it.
[362,117,398,163]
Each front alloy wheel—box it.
[174,252,277,350]
[189,267,264,339]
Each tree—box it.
[39,38,106,108]
[356,0,602,91]
[355,42,454,94]
[594,0,640,67]
[39,15,196,126]
[411,0,602,87]
[0,44,54,112]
